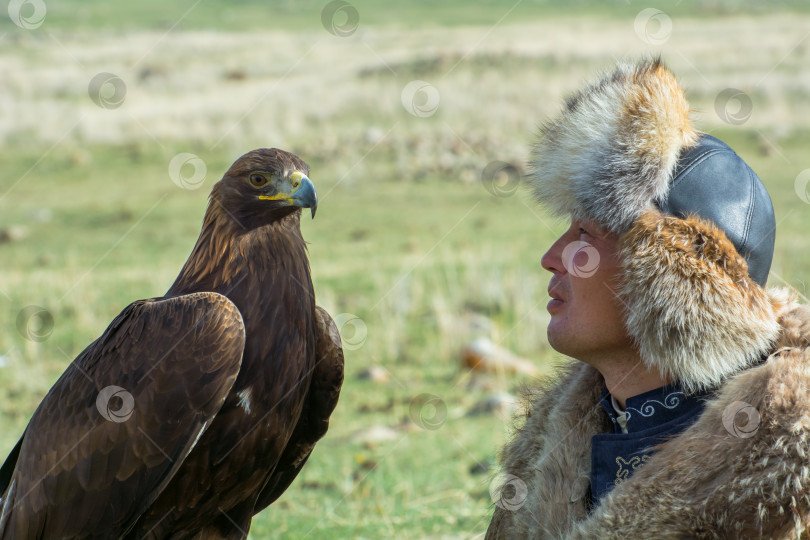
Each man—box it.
[486,57,810,538]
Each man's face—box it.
[540,218,634,363]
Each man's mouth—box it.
[547,281,566,313]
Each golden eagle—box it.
[0,148,344,539]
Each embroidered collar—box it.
[589,382,714,506]
[598,383,709,434]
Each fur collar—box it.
[487,290,810,539]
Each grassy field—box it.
[2,1,810,538]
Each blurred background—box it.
[1,1,809,537]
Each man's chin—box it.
[546,324,565,353]
[547,321,584,359]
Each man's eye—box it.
[578,228,590,236]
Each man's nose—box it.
[541,236,566,274]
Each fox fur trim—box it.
[530,57,698,233]
[619,210,781,393]
[486,290,810,539]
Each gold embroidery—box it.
[614,455,651,486]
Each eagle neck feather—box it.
[167,201,311,304]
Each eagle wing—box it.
[0,292,245,539]
[253,305,344,512]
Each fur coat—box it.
[486,290,810,539]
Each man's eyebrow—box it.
[581,223,606,237]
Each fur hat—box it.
[530,57,780,392]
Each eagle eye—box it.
[249,173,268,187]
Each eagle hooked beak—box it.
[290,173,318,219]
[259,171,318,218]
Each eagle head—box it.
[212,148,318,229]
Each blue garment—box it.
[589,383,712,506]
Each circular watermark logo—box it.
[409,393,447,430]
[722,400,760,438]
[489,473,528,512]
[16,305,54,342]
[561,241,600,278]
[481,161,521,198]
[714,88,753,126]
[321,0,359,37]
[401,80,440,118]
[333,312,367,350]
[794,169,810,204]
[96,385,135,423]
[634,8,672,45]
[88,73,127,110]
[168,153,207,190]
[8,0,46,29]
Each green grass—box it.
[3,0,810,33]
